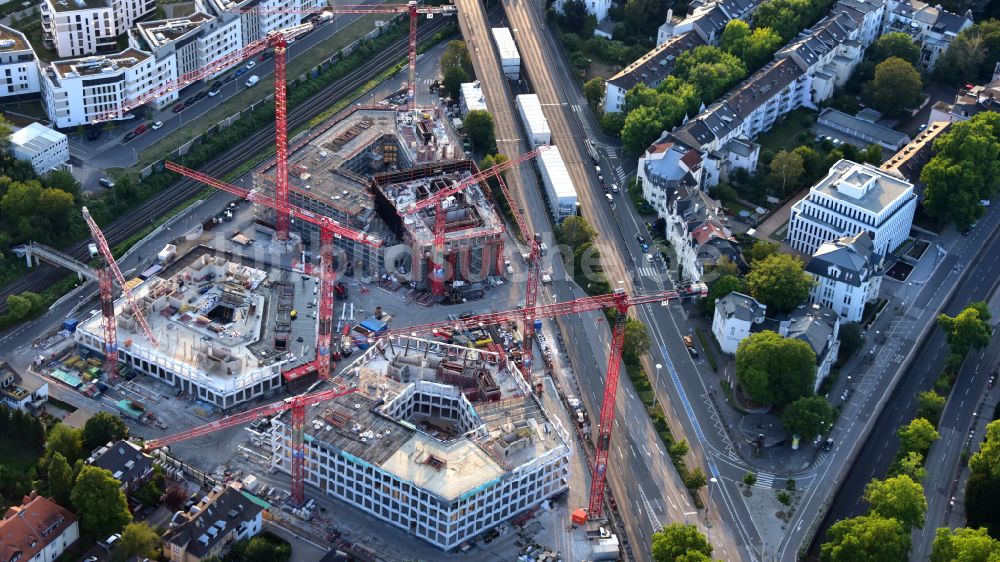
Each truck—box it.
[541,272,553,285]
[586,526,611,541]
[157,244,177,264]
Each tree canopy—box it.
[915,390,946,426]
[651,523,714,562]
[674,46,748,104]
[868,32,920,65]
[921,113,1000,229]
[463,110,496,153]
[46,424,83,464]
[781,396,834,440]
[753,0,834,42]
[121,522,160,559]
[863,475,927,529]
[930,526,1000,562]
[83,412,129,451]
[735,330,817,406]
[970,420,1000,479]
[897,417,940,457]
[934,21,1000,85]
[46,452,74,507]
[0,179,77,246]
[749,240,779,263]
[623,317,652,366]
[863,57,922,114]
[937,301,993,357]
[557,215,597,248]
[71,466,131,536]
[720,20,784,70]
[769,149,805,196]
[820,515,911,562]
[893,451,928,483]
[227,536,292,562]
[707,275,746,315]
[584,78,604,109]
[745,253,813,313]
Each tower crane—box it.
[81,207,159,382]
[241,1,457,110]
[143,385,356,505]
[397,145,548,296]
[164,161,382,382]
[377,285,708,519]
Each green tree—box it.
[651,523,713,562]
[838,323,864,362]
[965,470,1000,533]
[82,411,129,451]
[746,253,814,313]
[793,145,825,183]
[71,466,131,536]
[735,331,817,406]
[744,471,757,486]
[720,20,783,70]
[930,526,1000,562]
[938,303,992,357]
[868,32,921,65]
[46,452,73,507]
[5,293,31,320]
[921,113,1000,229]
[622,317,651,365]
[463,110,496,153]
[44,169,82,203]
[46,424,83,464]
[621,105,664,155]
[820,515,911,562]
[441,65,469,102]
[620,0,670,41]
[863,57,922,114]
[769,149,805,195]
[685,467,707,490]
[863,475,927,529]
[934,21,1000,85]
[669,439,689,460]
[121,522,159,559]
[674,45,747,103]
[969,420,1000,478]
[749,240,780,263]
[915,390,946,426]
[440,40,473,76]
[706,275,746,314]
[583,77,604,109]
[894,451,928,482]
[898,417,940,457]
[556,215,597,248]
[781,396,834,440]
[228,536,292,562]
[163,484,189,511]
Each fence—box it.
[139,15,404,180]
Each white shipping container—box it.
[491,27,520,80]
[537,146,577,221]
[516,94,551,147]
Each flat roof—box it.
[48,0,110,12]
[10,122,66,154]
[461,82,487,112]
[818,108,910,148]
[51,49,149,79]
[539,146,576,198]
[490,27,519,61]
[136,13,212,48]
[813,159,914,214]
[0,25,30,52]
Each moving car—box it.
[151,121,163,130]
[172,103,185,113]
[246,60,256,69]
[245,75,260,87]
[194,91,208,101]
[234,67,248,77]
[209,81,222,96]
[122,132,136,142]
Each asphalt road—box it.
[809,219,1000,556]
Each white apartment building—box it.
[657,0,764,46]
[603,32,703,114]
[805,231,884,323]
[637,139,703,217]
[0,362,48,412]
[553,0,612,23]
[270,336,571,551]
[0,26,40,100]
[712,292,767,354]
[41,48,177,128]
[41,0,156,58]
[197,0,316,47]
[884,0,973,69]
[135,13,243,81]
[788,160,917,257]
[9,122,69,174]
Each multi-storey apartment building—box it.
[603,32,704,114]
[884,0,972,69]
[134,12,243,80]
[0,26,40,100]
[41,0,156,58]
[805,231,884,323]
[788,159,917,256]
[40,48,177,128]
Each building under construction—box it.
[269,335,571,550]
[252,107,504,291]
[74,246,318,408]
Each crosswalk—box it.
[755,471,775,489]
[637,267,662,279]
[573,104,596,138]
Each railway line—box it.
[0,17,449,317]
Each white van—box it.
[245,75,260,87]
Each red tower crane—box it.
[398,146,548,296]
[143,385,356,505]
[379,285,708,518]
[163,161,382,382]
[81,207,159,381]
[241,2,456,110]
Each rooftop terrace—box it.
[51,49,149,78]
[136,13,212,48]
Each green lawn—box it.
[124,9,392,173]
[755,108,817,154]
[0,436,41,472]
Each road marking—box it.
[754,471,775,489]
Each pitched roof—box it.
[162,485,263,558]
[880,121,952,182]
[805,231,881,286]
[715,292,766,322]
[607,32,705,91]
[785,305,838,360]
[87,440,153,486]
[0,495,77,562]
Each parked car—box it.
[246,60,256,69]
[172,103,185,113]
[133,123,147,135]
[225,73,238,82]
[194,91,207,101]
[209,81,222,96]
[260,51,273,61]
[245,75,260,87]
[101,533,121,550]
[234,67,248,77]
[98,178,115,188]
[122,132,136,142]
[151,121,163,130]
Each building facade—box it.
[884,0,973,69]
[553,0,612,23]
[788,159,917,256]
[0,493,79,562]
[41,48,177,128]
[9,123,69,174]
[0,26,40,101]
[664,188,738,282]
[805,231,884,323]
[87,440,155,494]
[134,13,243,82]
[41,0,156,58]
[637,139,703,218]
[711,292,766,354]
[162,484,263,562]
[0,362,48,412]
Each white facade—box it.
[41,49,177,128]
[0,364,48,412]
[515,94,550,146]
[9,122,69,174]
[459,81,487,116]
[806,232,884,323]
[665,189,731,282]
[637,139,703,219]
[491,27,520,80]
[884,0,973,69]
[788,160,917,257]
[0,26,40,100]
[711,292,766,355]
[135,13,243,82]
[553,0,612,24]
[537,145,578,221]
[41,0,156,58]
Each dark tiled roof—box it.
[87,440,153,486]
[805,231,881,287]
[607,32,705,91]
[163,486,263,558]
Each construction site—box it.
[268,335,571,550]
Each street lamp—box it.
[653,363,662,408]
[706,476,718,527]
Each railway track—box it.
[0,18,448,317]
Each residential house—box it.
[881,121,951,185]
[552,0,612,23]
[665,188,740,281]
[162,484,264,562]
[637,139,703,218]
[928,80,1000,124]
[0,26,40,101]
[86,440,154,494]
[0,362,48,412]
[657,0,765,46]
[788,159,917,256]
[816,108,911,150]
[9,123,69,174]
[0,493,79,562]
[805,231,884,323]
[884,0,973,69]
[712,292,767,354]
